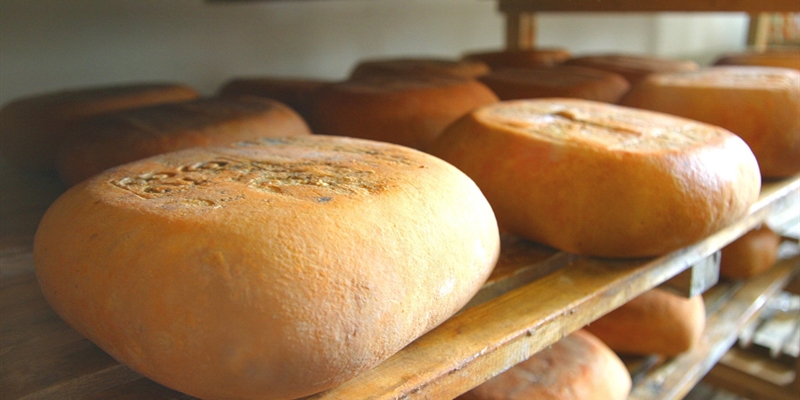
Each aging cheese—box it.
[218,77,330,118]
[564,54,700,84]
[429,98,761,258]
[35,135,501,400]
[459,330,631,400]
[621,66,800,178]
[307,74,498,151]
[720,225,782,280]
[584,288,706,356]
[0,83,199,170]
[56,96,311,186]
[349,57,491,79]
[462,48,572,69]
[478,65,630,103]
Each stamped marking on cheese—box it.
[108,138,415,204]
[483,102,721,150]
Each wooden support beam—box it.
[505,11,536,50]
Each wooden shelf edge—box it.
[498,0,800,13]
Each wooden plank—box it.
[704,355,798,400]
[82,378,195,400]
[499,0,800,13]
[504,11,537,50]
[661,251,720,298]
[628,255,800,400]
[715,346,796,387]
[747,13,772,49]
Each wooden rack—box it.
[499,0,800,49]
[2,1,800,399]
[1,169,798,399]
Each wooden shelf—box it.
[498,0,800,13]
[2,175,798,399]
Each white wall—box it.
[0,0,750,105]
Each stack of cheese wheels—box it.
[714,49,800,70]
[477,65,630,103]
[720,225,783,280]
[217,77,331,118]
[34,135,501,400]
[564,54,700,84]
[307,74,498,151]
[0,83,199,171]
[429,99,761,258]
[620,66,800,178]
[462,48,572,69]
[584,288,706,356]
[55,96,312,186]
[349,57,491,79]
[459,330,631,400]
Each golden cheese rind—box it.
[459,330,631,400]
[621,66,800,178]
[306,74,499,151]
[584,288,706,356]
[429,98,761,258]
[350,57,491,79]
[0,83,199,170]
[55,96,312,186]
[34,135,501,400]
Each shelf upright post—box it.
[505,11,537,50]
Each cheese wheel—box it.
[55,96,312,186]
[462,48,572,69]
[620,66,800,178]
[564,54,700,84]
[584,288,706,356]
[349,57,491,79]
[306,74,498,151]
[428,98,761,258]
[0,83,199,170]
[720,225,782,280]
[217,77,330,118]
[478,66,630,103]
[34,135,501,400]
[714,49,800,70]
[459,330,631,400]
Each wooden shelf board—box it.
[498,0,800,13]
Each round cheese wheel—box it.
[563,54,700,84]
[34,135,501,400]
[714,49,800,70]
[459,330,631,400]
[462,48,572,69]
[620,66,800,178]
[349,57,491,79]
[0,83,199,171]
[217,77,330,118]
[478,66,630,103]
[720,224,782,280]
[584,288,706,356]
[55,96,312,186]
[306,75,498,151]
[428,98,761,258]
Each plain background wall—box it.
[0,0,750,105]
